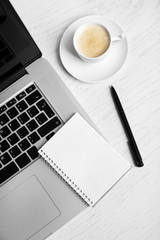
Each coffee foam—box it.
[76,25,110,58]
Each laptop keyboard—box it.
[0,36,15,67]
[0,83,63,185]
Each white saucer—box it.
[59,15,128,83]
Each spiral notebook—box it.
[39,113,131,206]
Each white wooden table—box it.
[11,0,160,239]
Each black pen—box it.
[110,86,144,167]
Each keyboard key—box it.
[0,162,19,185]
[6,98,17,107]
[26,119,38,132]
[0,39,5,50]
[7,133,19,145]
[0,113,9,126]
[0,152,12,165]
[0,61,4,67]
[28,132,40,144]
[27,105,39,117]
[46,131,55,140]
[27,146,39,160]
[16,100,28,112]
[7,107,19,119]
[0,48,10,60]
[16,91,26,101]
[4,54,13,63]
[26,84,36,94]
[37,99,55,118]
[17,126,29,138]
[9,145,21,158]
[37,117,62,137]
[25,90,42,105]
[0,140,10,152]
[0,105,7,114]
[8,119,20,131]
[0,125,11,138]
[18,138,30,151]
[0,163,2,169]
[36,112,48,125]
[18,112,29,124]
[15,153,31,169]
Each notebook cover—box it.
[39,113,131,206]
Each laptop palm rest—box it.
[0,176,61,240]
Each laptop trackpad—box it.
[0,176,60,240]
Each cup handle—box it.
[112,32,125,42]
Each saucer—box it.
[59,15,128,83]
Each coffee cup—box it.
[73,23,125,63]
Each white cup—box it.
[73,23,125,63]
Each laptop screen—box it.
[0,0,41,90]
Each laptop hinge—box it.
[0,63,28,92]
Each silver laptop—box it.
[0,1,89,239]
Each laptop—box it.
[0,1,91,239]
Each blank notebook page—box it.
[39,113,131,206]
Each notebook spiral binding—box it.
[39,149,93,206]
